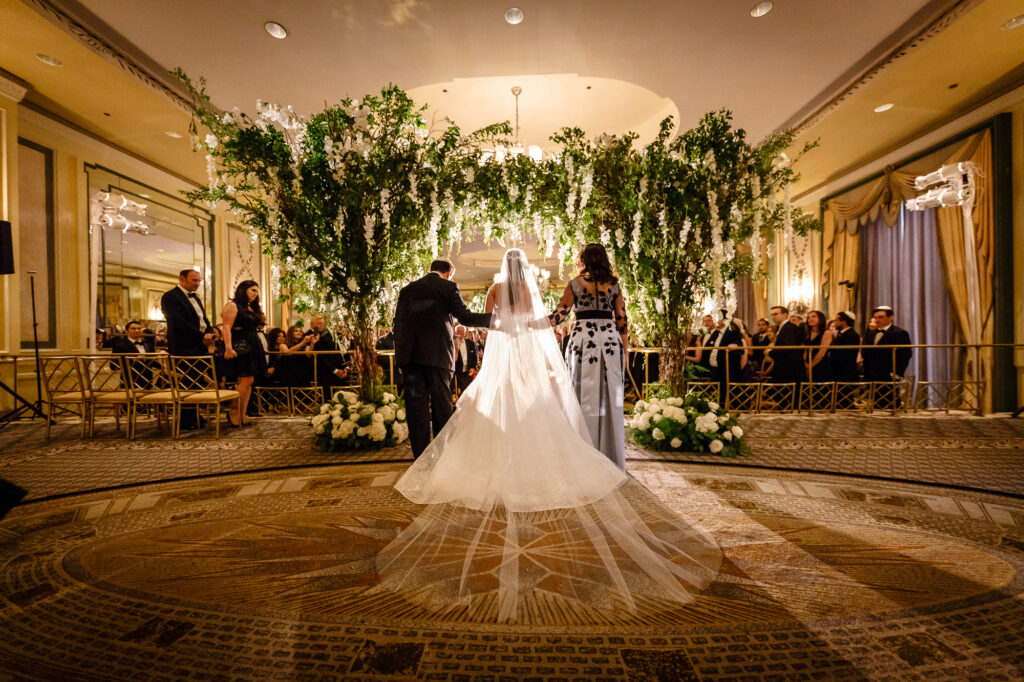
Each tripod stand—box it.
[0,271,48,431]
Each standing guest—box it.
[308,315,350,396]
[452,325,479,395]
[221,280,266,427]
[831,311,861,410]
[549,243,629,470]
[111,320,153,354]
[768,305,806,384]
[394,259,491,458]
[862,305,912,408]
[750,318,773,374]
[804,310,833,383]
[161,268,214,430]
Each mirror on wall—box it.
[87,165,213,348]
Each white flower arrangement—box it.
[311,389,408,451]
[628,390,748,457]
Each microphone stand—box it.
[0,271,48,430]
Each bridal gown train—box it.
[375,249,721,621]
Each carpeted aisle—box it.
[2,456,1024,679]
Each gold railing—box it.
[2,343,1021,420]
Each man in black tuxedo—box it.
[394,260,491,457]
[309,315,349,396]
[111,320,154,355]
[452,325,479,394]
[750,318,772,373]
[862,305,912,409]
[830,311,861,382]
[161,268,213,429]
[768,305,806,384]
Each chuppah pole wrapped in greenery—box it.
[175,70,818,404]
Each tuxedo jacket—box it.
[453,338,479,376]
[770,320,807,383]
[160,287,212,356]
[110,335,154,354]
[862,324,912,380]
[394,273,491,371]
[830,327,861,382]
[312,330,346,382]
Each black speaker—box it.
[0,221,13,275]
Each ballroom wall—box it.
[800,83,1024,407]
[0,75,269,409]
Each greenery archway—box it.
[177,73,818,400]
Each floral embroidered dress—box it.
[551,275,628,469]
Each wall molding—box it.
[21,0,192,113]
[0,74,28,104]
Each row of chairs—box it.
[42,355,240,439]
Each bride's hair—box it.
[578,243,616,284]
[502,248,530,308]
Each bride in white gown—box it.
[374,248,721,621]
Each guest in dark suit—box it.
[452,325,479,394]
[110,320,154,355]
[394,259,491,458]
[862,305,912,409]
[830,311,861,382]
[768,305,806,384]
[309,315,349,397]
[750,318,773,374]
[804,310,833,383]
[161,268,214,429]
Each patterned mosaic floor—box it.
[3,460,1024,680]
[3,414,1023,500]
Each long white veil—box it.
[374,249,721,622]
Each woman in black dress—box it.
[804,309,833,383]
[222,280,266,427]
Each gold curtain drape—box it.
[821,168,918,313]
[820,128,995,409]
[934,130,994,410]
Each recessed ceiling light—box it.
[264,21,288,39]
[165,130,183,138]
[36,53,62,67]
[750,2,773,18]
[1003,14,1024,30]
[873,103,894,113]
[504,7,524,25]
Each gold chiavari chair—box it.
[170,356,240,438]
[124,354,177,439]
[80,354,131,437]
[41,356,89,439]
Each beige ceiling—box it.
[2,0,1023,271]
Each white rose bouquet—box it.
[628,390,747,457]
[310,389,409,451]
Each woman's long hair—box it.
[266,327,285,350]
[807,310,826,335]
[232,279,262,317]
[578,243,616,284]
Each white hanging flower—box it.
[346,277,358,293]
[709,439,724,453]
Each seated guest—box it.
[276,325,317,387]
[262,327,286,385]
[830,311,861,382]
[862,305,912,408]
[804,310,833,382]
[111,320,154,354]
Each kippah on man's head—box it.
[872,305,894,315]
[837,311,856,325]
